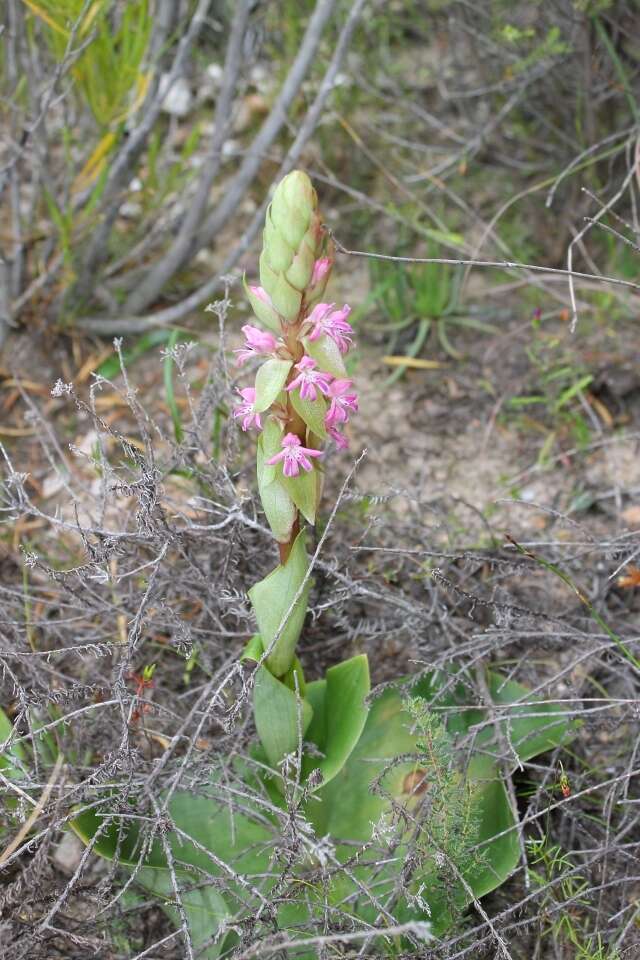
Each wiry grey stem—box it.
[122,0,254,315]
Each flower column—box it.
[234,171,357,683]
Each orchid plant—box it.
[232,171,360,688]
[1,172,573,958]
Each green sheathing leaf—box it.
[241,634,264,662]
[302,654,370,788]
[257,430,297,542]
[248,529,311,677]
[253,359,292,413]
[253,665,313,770]
[289,389,327,439]
[281,464,319,525]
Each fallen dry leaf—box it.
[621,506,640,529]
[382,355,447,369]
[617,565,640,589]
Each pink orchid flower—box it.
[310,257,331,286]
[324,379,358,428]
[249,285,274,307]
[235,324,279,366]
[285,356,333,402]
[233,387,262,432]
[304,303,353,354]
[327,425,349,450]
[266,432,323,477]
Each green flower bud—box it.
[260,170,324,323]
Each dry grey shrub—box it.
[0,0,367,346]
[0,302,639,958]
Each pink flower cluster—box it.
[233,282,358,478]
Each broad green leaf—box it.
[254,359,292,413]
[306,682,519,936]
[73,785,274,881]
[487,672,573,762]
[138,866,229,960]
[30,707,60,767]
[457,778,519,899]
[281,466,319,526]
[70,665,574,951]
[248,529,311,678]
[72,806,167,869]
[253,665,313,770]
[302,334,347,379]
[445,671,573,776]
[289,389,327,439]
[302,654,370,789]
[257,433,297,542]
[308,686,423,841]
[72,780,277,960]
[305,667,573,935]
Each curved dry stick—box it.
[0,752,64,865]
